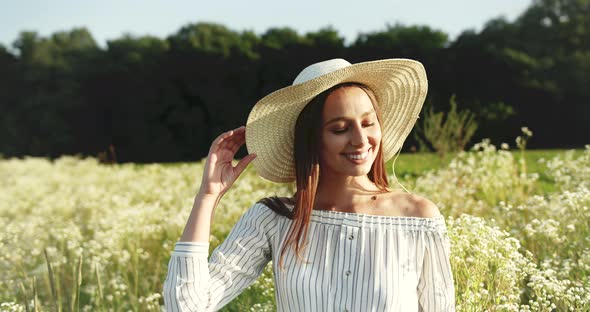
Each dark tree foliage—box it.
[445,0,590,147]
[0,1,588,162]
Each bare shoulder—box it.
[384,191,442,218]
[407,194,442,218]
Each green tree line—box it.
[0,0,588,162]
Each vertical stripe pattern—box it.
[163,203,455,311]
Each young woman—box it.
[163,59,455,311]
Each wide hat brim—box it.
[246,59,428,183]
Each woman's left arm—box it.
[417,223,456,312]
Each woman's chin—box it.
[320,155,376,178]
[331,164,374,178]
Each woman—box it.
[163,59,455,311]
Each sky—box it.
[0,0,533,49]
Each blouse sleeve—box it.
[417,223,456,311]
[163,203,277,312]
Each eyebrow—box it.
[323,111,375,126]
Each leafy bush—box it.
[414,95,478,157]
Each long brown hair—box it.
[260,82,389,269]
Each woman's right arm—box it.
[163,126,263,311]
[178,126,256,243]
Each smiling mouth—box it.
[342,147,372,161]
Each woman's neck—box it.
[314,174,386,211]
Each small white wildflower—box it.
[521,126,533,136]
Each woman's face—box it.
[319,86,382,178]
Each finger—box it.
[214,127,244,146]
[209,128,238,153]
[218,133,244,156]
[211,130,230,148]
[226,127,245,145]
[232,126,245,133]
[228,132,246,155]
[234,153,257,176]
[216,127,245,152]
[221,126,244,143]
[228,142,244,156]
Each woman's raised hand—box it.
[199,126,256,197]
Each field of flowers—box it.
[1,132,589,311]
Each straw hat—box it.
[246,58,428,183]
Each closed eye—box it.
[331,122,375,134]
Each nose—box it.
[350,123,368,147]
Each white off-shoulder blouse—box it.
[163,203,455,311]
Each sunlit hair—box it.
[260,82,389,269]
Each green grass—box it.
[389,152,454,178]
[389,149,584,193]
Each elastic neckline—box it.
[309,209,446,230]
